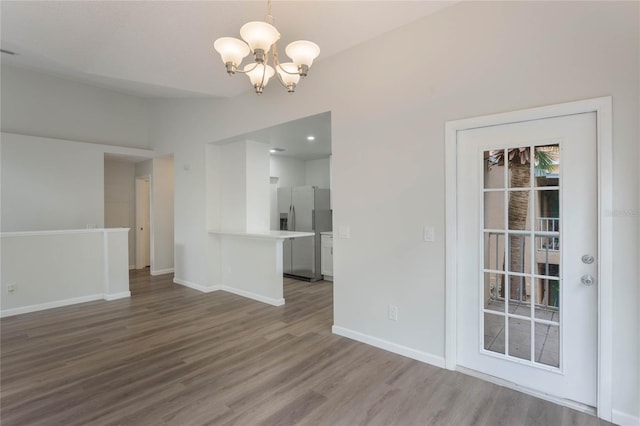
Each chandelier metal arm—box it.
[232,62,260,74]
[272,42,301,76]
[258,61,267,92]
[276,67,296,93]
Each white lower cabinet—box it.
[321,234,333,279]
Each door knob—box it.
[581,274,595,286]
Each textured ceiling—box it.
[1,1,455,98]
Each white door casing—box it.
[136,176,151,269]
[444,97,613,421]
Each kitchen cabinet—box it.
[321,233,333,280]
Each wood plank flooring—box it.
[1,270,609,425]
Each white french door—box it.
[456,112,598,406]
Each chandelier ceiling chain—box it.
[213,0,320,95]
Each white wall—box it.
[1,64,150,148]
[220,142,248,232]
[135,159,153,178]
[147,2,638,419]
[219,237,284,306]
[1,133,105,231]
[269,156,305,187]
[204,140,273,299]
[1,229,130,316]
[245,141,270,232]
[104,159,136,267]
[152,156,174,273]
[305,158,331,188]
[269,156,331,189]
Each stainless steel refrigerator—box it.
[278,186,331,281]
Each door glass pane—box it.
[534,144,560,188]
[535,190,560,232]
[509,148,532,188]
[534,278,560,321]
[510,300,532,318]
[484,313,505,354]
[507,190,531,230]
[535,323,559,367]
[484,272,505,313]
[484,192,505,229]
[508,317,531,361]
[480,143,563,370]
[484,233,505,271]
[535,236,560,277]
[508,234,531,274]
[484,150,505,189]
[508,275,531,316]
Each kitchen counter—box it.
[319,231,334,237]
[209,230,315,240]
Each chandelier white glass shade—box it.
[244,63,275,94]
[213,1,320,95]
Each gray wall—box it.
[148,2,639,417]
[104,158,136,267]
[1,133,104,231]
[1,65,149,148]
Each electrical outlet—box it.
[7,283,16,295]
[388,304,398,321]
[338,225,350,239]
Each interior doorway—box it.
[135,176,151,269]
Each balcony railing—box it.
[485,223,560,309]
[537,217,559,251]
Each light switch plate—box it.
[338,225,350,239]
[423,226,435,242]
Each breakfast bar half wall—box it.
[175,230,314,306]
[1,228,130,317]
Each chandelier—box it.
[213,0,320,95]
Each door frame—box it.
[444,97,613,420]
[135,175,152,270]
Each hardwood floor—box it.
[1,270,609,425]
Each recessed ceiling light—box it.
[270,148,285,153]
[307,136,315,141]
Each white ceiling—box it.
[0,1,454,99]
[214,111,331,161]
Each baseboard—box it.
[151,268,174,276]
[172,278,284,306]
[612,410,640,426]
[103,291,131,301]
[173,277,220,293]
[456,366,596,416]
[0,294,104,318]
[220,285,285,307]
[332,325,446,368]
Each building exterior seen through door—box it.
[456,112,598,407]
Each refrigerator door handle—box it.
[287,205,293,231]
[292,205,296,230]
[312,210,315,230]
